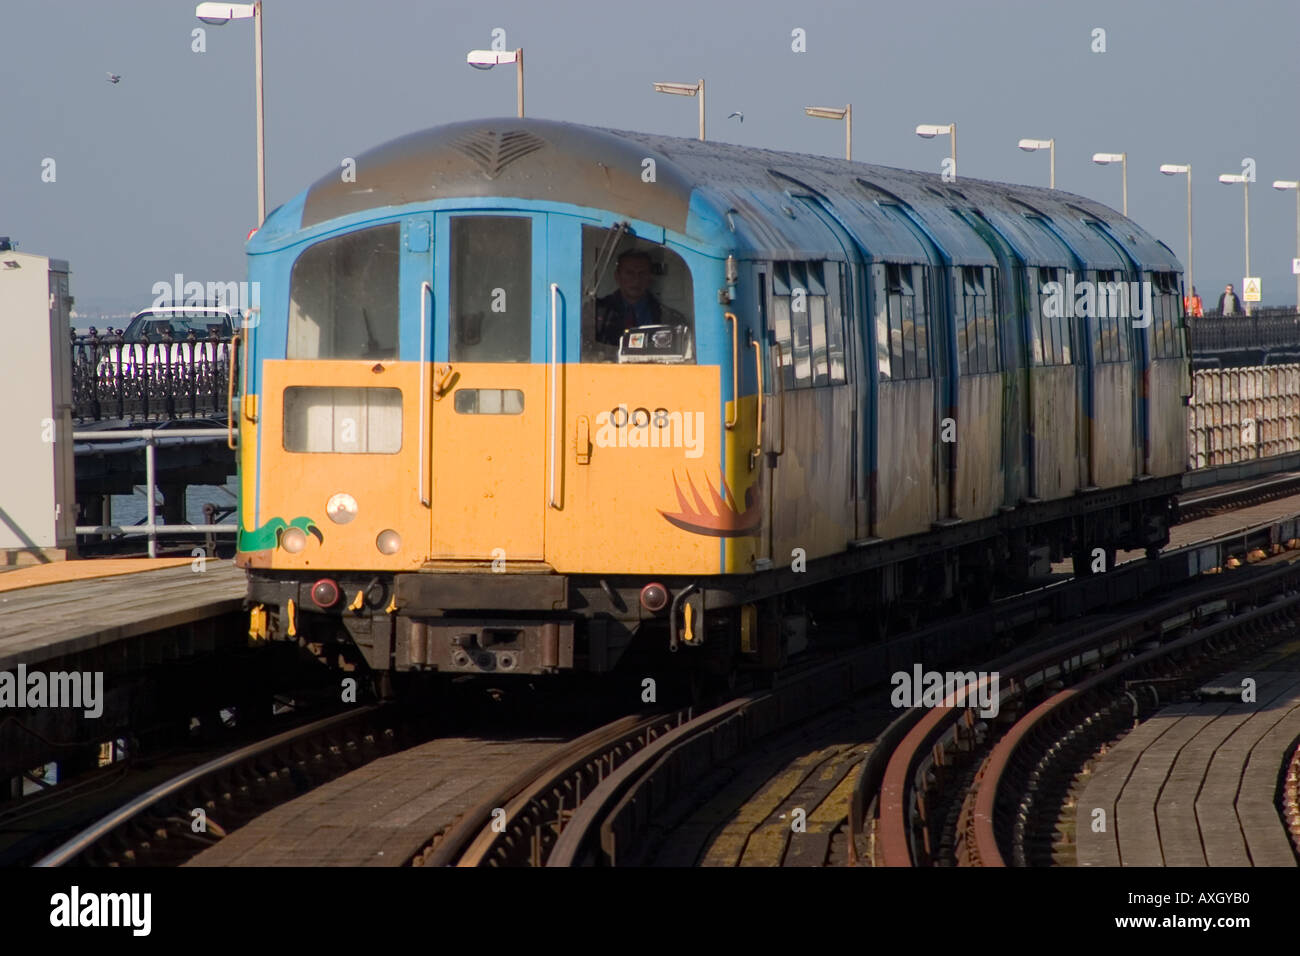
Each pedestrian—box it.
[1217,283,1244,315]
[1185,287,1203,317]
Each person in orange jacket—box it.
[1184,287,1203,317]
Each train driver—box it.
[593,250,685,346]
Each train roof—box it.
[279,117,1180,273]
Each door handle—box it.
[750,336,763,469]
[433,363,455,399]
[576,415,591,465]
[724,311,738,428]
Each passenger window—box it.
[288,224,399,360]
[826,263,848,384]
[789,263,812,387]
[450,216,531,363]
[957,266,999,375]
[580,225,695,364]
[877,263,930,382]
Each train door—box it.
[427,211,549,561]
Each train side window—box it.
[449,216,531,363]
[771,264,795,389]
[288,223,400,360]
[789,262,813,387]
[580,225,695,364]
[826,263,848,384]
[873,264,892,383]
[958,265,998,375]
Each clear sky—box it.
[3,0,1297,315]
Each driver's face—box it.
[615,257,652,302]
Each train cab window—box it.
[288,224,399,360]
[449,216,531,363]
[580,225,694,364]
[955,265,999,375]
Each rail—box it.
[70,328,234,422]
[73,428,237,558]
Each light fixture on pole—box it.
[1018,138,1055,188]
[466,48,524,118]
[1219,172,1252,315]
[1273,180,1300,309]
[806,105,852,161]
[195,2,265,225]
[1092,152,1127,216]
[1159,164,1193,302]
[916,123,956,174]
[654,80,705,141]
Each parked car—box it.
[95,306,236,380]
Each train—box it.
[231,117,1189,689]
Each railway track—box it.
[35,705,405,866]
[859,555,1300,867]
[1177,470,1300,523]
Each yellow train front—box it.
[235,118,1187,688]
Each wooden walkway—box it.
[0,560,245,669]
[1076,670,1300,867]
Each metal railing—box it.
[70,328,233,422]
[73,428,237,557]
[1188,308,1300,357]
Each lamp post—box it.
[806,105,852,160]
[654,80,705,141]
[1219,172,1252,315]
[916,123,956,175]
[1273,180,1300,309]
[467,48,524,118]
[196,2,265,224]
[1159,163,1193,301]
[1018,138,1055,188]
[1092,152,1127,216]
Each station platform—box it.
[1076,664,1300,867]
[0,559,245,670]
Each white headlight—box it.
[281,526,308,553]
[326,492,358,524]
[376,529,401,555]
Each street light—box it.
[654,80,705,141]
[916,123,956,175]
[195,2,265,225]
[1220,172,1252,314]
[466,48,524,118]
[1018,138,1055,188]
[1159,163,1193,302]
[806,105,852,161]
[1092,152,1127,216]
[1273,180,1300,308]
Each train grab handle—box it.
[750,335,763,468]
[724,311,738,428]
[419,280,432,507]
[226,333,241,450]
[549,282,562,509]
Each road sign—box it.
[1243,276,1262,302]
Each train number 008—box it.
[608,406,672,429]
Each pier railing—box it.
[70,328,233,422]
[73,428,237,558]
